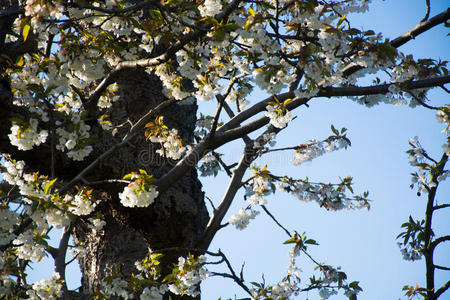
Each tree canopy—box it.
[0,0,449,299]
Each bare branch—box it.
[421,0,431,22]
[435,280,450,298]
[0,8,24,18]
[393,7,450,49]
[68,0,159,15]
[123,98,177,140]
[197,149,254,250]
[320,76,450,97]
[214,249,252,296]
[434,265,450,271]
[433,203,450,211]
[261,205,291,237]
[54,224,73,293]
[430,235,450,250]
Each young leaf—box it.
[23,24,31,42]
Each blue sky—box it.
[199,1,450,299]
[26,0,449,299]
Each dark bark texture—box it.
[72,69,209,297]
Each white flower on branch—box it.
[45,208,71,229]
[8,118,48,151]
[229,208,259,230]
[119,181,159,208]
[26,273,63,300]
[12,230,46,261]
[101,277,132,299]
[265,105,292,129]
[199,0,223,17]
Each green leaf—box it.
[215,29,224,41]
[331,124,339,135]
[223,23,240,32]
[304,239,318,245]
[283,236,298,244]
[200,16,219,25]
[23,24,31,42]
[283,98,293,105]
[123,174,133,180]
[43,178,58,195]
[337,14,347,27]
[346,28,361,35]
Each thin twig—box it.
[434,264,450,271]
[421,0,431,22]
[261,205,291,237]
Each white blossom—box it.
[45,208,71,228]
[199,0,222,17]
[26,273,63,300]
[229,209,259,230]
[140,286,164,300]
[101,277,132,299]
[13,230,46,261]
[119,182,159,208]
[265,105,292,129]
[8,119,48,151]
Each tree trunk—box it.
[0,1,209,297]
[0,32,208,296]
[71,69,209,298]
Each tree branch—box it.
[197,149,254,250]
[320,76,450,97]
[435,280,450,298]
[68,0,159,15]
[214,249,252,296]
[433,203,450,211]
[434,265,450,271]
[421,0,431,22]
[430,235,450,251]
[342,8,450,77]
[54,224,73,293]
[392,7,449,48]
[60,98,176,193]
[261,205,291,237]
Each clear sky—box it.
[26,0,449,299]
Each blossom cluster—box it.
[198,152,222,177]
[229,163,271,230]
[229,208,259,230]
[265,105,293,129]
[253,132,277,149]
[8,118,48,151]
[167,255,210,297]
[12,229,46,261]
[101,277,133,299]
[398,242,423,261]
[436,107,450,134]
[148,128,191,160]
[55,116,93,161]
[119,181,159,208]
[291,137,350,166]
[25,273,63,300]
[283,178,370,211]
[119,171,159,208]
[407,136,449,195]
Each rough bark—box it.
[72,69,209,298]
